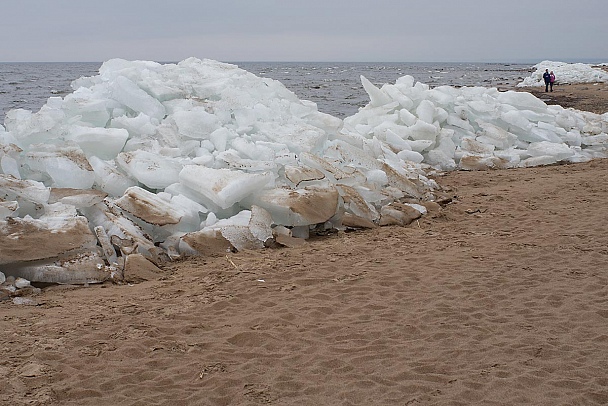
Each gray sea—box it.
[0,61,531,123]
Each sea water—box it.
[0,61,531,123]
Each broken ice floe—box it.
[0,57,607,284]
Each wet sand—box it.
[1,86,608,406]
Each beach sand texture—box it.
[1,85,608,405]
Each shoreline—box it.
[515,82,608,115]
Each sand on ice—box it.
[1,84,608,406]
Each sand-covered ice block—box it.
[379,203,423,226]
[380,162,426,199]
[459,154,510,170]
[48,188,107,208]
[336,184,379,223]
[3,260,111,285]
[246,205,273,245]
[253,184,339,227]
[191,208,272,252]
[284,164,325,187]
[0,201,19,219]
[461,137,495,155]
[81,200,169,263]
[0,175,50,205]
[179,165,274,210]
[115,186,184,226]
[178,228,232,257]
[0,215,99,267]
[299,152,364,184]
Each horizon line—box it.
[0,58,606,65]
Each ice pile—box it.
[0,58,439,284]
[342,74,608,171]
[518,60,608,86]
[1,57,607,285]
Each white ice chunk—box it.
[397,150,424,163]
[172,107,220,139]
[416,100,436,124]
[24,147,95,189]
[179,166,274,209]
[497,91,548,112]
[116,150,183,190]
[110,75,166,120]
[476,121,518,150]
[361,75,392,107]
[110,113,158,138]
[527,141,575,161]
[88,156,137,197]
[68,125,129,159]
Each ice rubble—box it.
[0,58,607,284]
[517,60,608,87]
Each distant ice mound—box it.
[344,74,608,172]
[0,57,607,285]
[518,60,608,87]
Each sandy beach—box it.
[1,85,608,405]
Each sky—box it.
[2,0,607,63]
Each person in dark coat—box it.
[543,69,551,92]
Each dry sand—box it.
[524,82,608,115]
[1,86,608,406]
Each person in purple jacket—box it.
[549,71,556,92]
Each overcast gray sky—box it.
[2,0,606,63]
